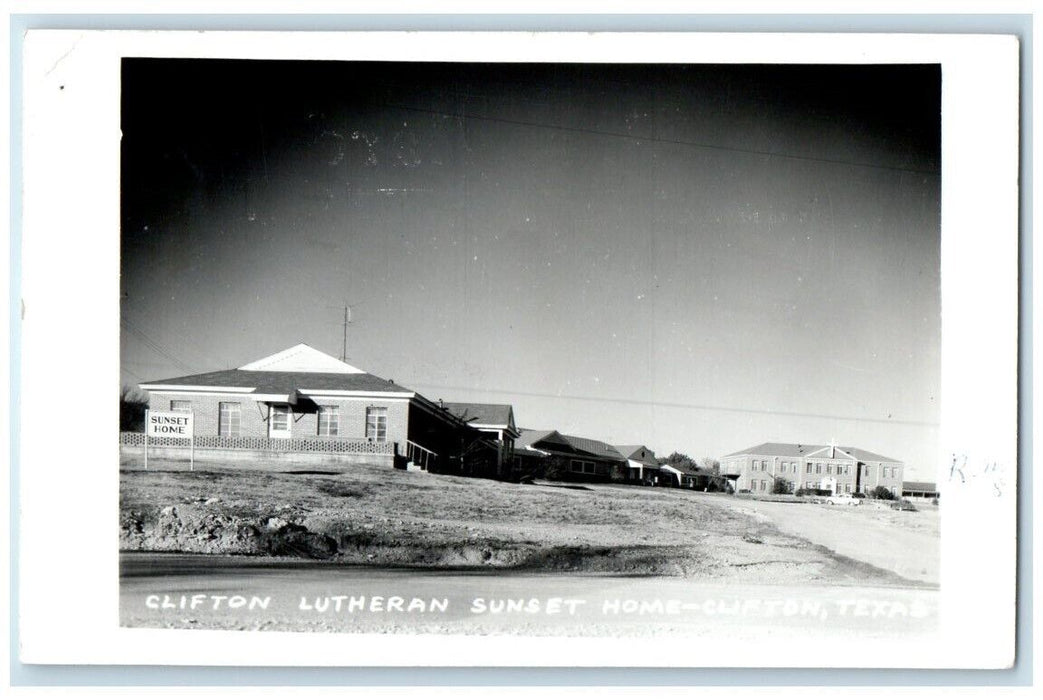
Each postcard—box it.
[17,30,1019,669]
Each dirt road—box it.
[715,496,940,585]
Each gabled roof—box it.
[722,442,900,463]
[441,402,517,434]
[238,343,366,374]
[141,369,409,395]
[516,429,557,451]
[561,435,626,462]
[140,344,413,396]
[615,445,659,467]
[519,429,625,462]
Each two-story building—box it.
[721,442,904,497]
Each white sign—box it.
[146,410,194,437]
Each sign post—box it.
[146,410,195,470]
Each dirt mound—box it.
[120,504,337,559]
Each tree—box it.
[120,385,149,432]
[870,485,897,501]
[659,451,698,471]
[772,478,794,495]
[701,458,721,475]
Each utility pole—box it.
[326,303,355,362]
[341,305,351,362]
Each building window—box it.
[366,407,388,442]
[779,463,785,473]
[570,459,596,474]
[815,463,822,474]
[806,463,812,474]
[270,405,291,434]
[826,464,833,475]
[317,405,340,437]
[170,400,191,412]
[218,402,241,437]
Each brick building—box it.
[442,403,519,479]
[512,429,627,483]
[130,343,498,473]
[721,442,904,497]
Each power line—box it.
[383,102,941,177]
[406,381,939,428]
[119,318,196,374]
[120,366,144,382]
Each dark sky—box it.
[120,59,941,475]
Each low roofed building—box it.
[512,429,627,482]
[133,343,494,474]
[614,445,661,485]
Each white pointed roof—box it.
[237,343,366,374]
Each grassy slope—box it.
[119,461,919,585]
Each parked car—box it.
[825,493,862,506]
[890,499,918,511]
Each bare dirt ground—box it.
[120,460,938,587]
[720,496,939,585]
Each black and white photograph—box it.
[116,55,943,637]
[15,29,1019,671]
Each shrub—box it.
[931,497,939,506]
[871,486,897,501]
[772,478,794,495]
[120,386,149,432]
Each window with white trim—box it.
[317,405,340,437]
[366,406,388,442]
[170,400,191,412]
[218,402,241,437]
[270,405,291,433]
